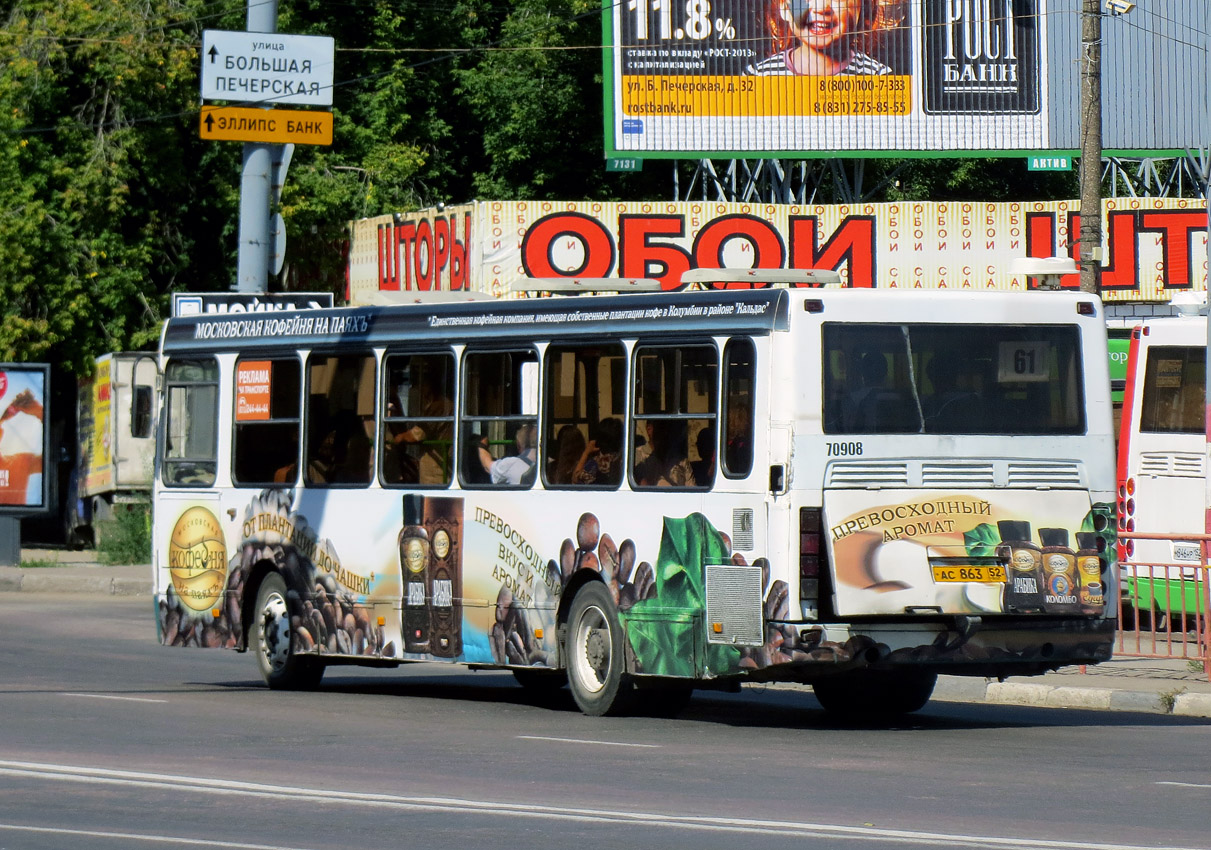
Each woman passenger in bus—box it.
[551,424,586,484]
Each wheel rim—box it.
[258,589,291,674]
[571,604,612,694]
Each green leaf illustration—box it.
[621,513,742,677]
[964,522,1000,557]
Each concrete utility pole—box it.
[235,0,278,293]
[1078,0,1102,294]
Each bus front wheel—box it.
[812,671,936,717]
[252,573,324,690]
[565,581,633,716]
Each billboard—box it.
[605,0,1049,155]
[603,0,1211,156]
[347,198,1208,305]
[0,364,50,514]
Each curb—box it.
[0,567,152,597]
[934,676,1211,718]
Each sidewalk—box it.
[5,547,1211,718]
[1,548,151,596]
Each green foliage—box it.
[0,0,1099,372]
[97,500,152,566]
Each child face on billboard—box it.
[781,0,862,54]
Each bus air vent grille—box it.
[705,564,764,646]
[1006,462,1082,487]
[826,462,910,487]
[921,462,995,487]
[1140,452,1204,478]
[732,508,755,551]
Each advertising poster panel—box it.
[347,198,1208,305]
[0,364,50,513]
[605,0,1047,155]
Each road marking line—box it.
[0,823,305,850]
[63,693,169,704]
[516,735,660,748]
[1157,781,1211,789]
[0,760,1201,850]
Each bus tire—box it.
[252,573,324,691]
[812,671,936,717]
[566,581,633,716]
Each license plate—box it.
[932,565,1008,583]
[1172,543,1201,563]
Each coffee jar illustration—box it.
[1039,527,1080,613]
[997,520,1045,613]
[425,497,464,658]
[1075,532,1106,615]
[399,494,431,653]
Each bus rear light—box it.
[1117,483,1126,499]
[1077,302,1095,315]
[1125,478,1135,496]
[804,299,824,313]
[1124,539,1135,557]
[799,507,828,603]
[1125,498,1135,516]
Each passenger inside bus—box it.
[841,351,919,433]
[385,368,454,485]
[574,417,623,486]
[550,424,586,484]
[491,423,537,485]
[634,419,696,487]
[691,425,716,486]
[922,355,983,432]
[462,432,493,484]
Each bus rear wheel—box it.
[812,671,936,717]
[566,581,633,716]
[252,573,324,690]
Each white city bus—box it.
[1116,314,1207,625]
[152,280,1117,717]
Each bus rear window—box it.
[1140,346,1204,434]
[823,324,1085,435]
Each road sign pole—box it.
[234,0,278,293]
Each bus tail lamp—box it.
[799,507,828,607]
[1077,302,1095,316]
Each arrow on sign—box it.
[208,45,218,63]
[203,112,216,132]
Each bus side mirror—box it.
[769,464,786,495]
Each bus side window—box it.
[631,344,718,490]
[306,354,376,487]
[232,358,301,487]
[544,343,627,488]
[461,349,538,488]
[162,358,219,487]
[722,339,754,479]
[381,352,455,486]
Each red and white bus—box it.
[1116,313,1208,626]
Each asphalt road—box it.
[1,594,1209,850]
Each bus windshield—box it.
[823,323,1085,435]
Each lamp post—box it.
[1078,0,1102,295]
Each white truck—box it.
[65,353,157,546]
